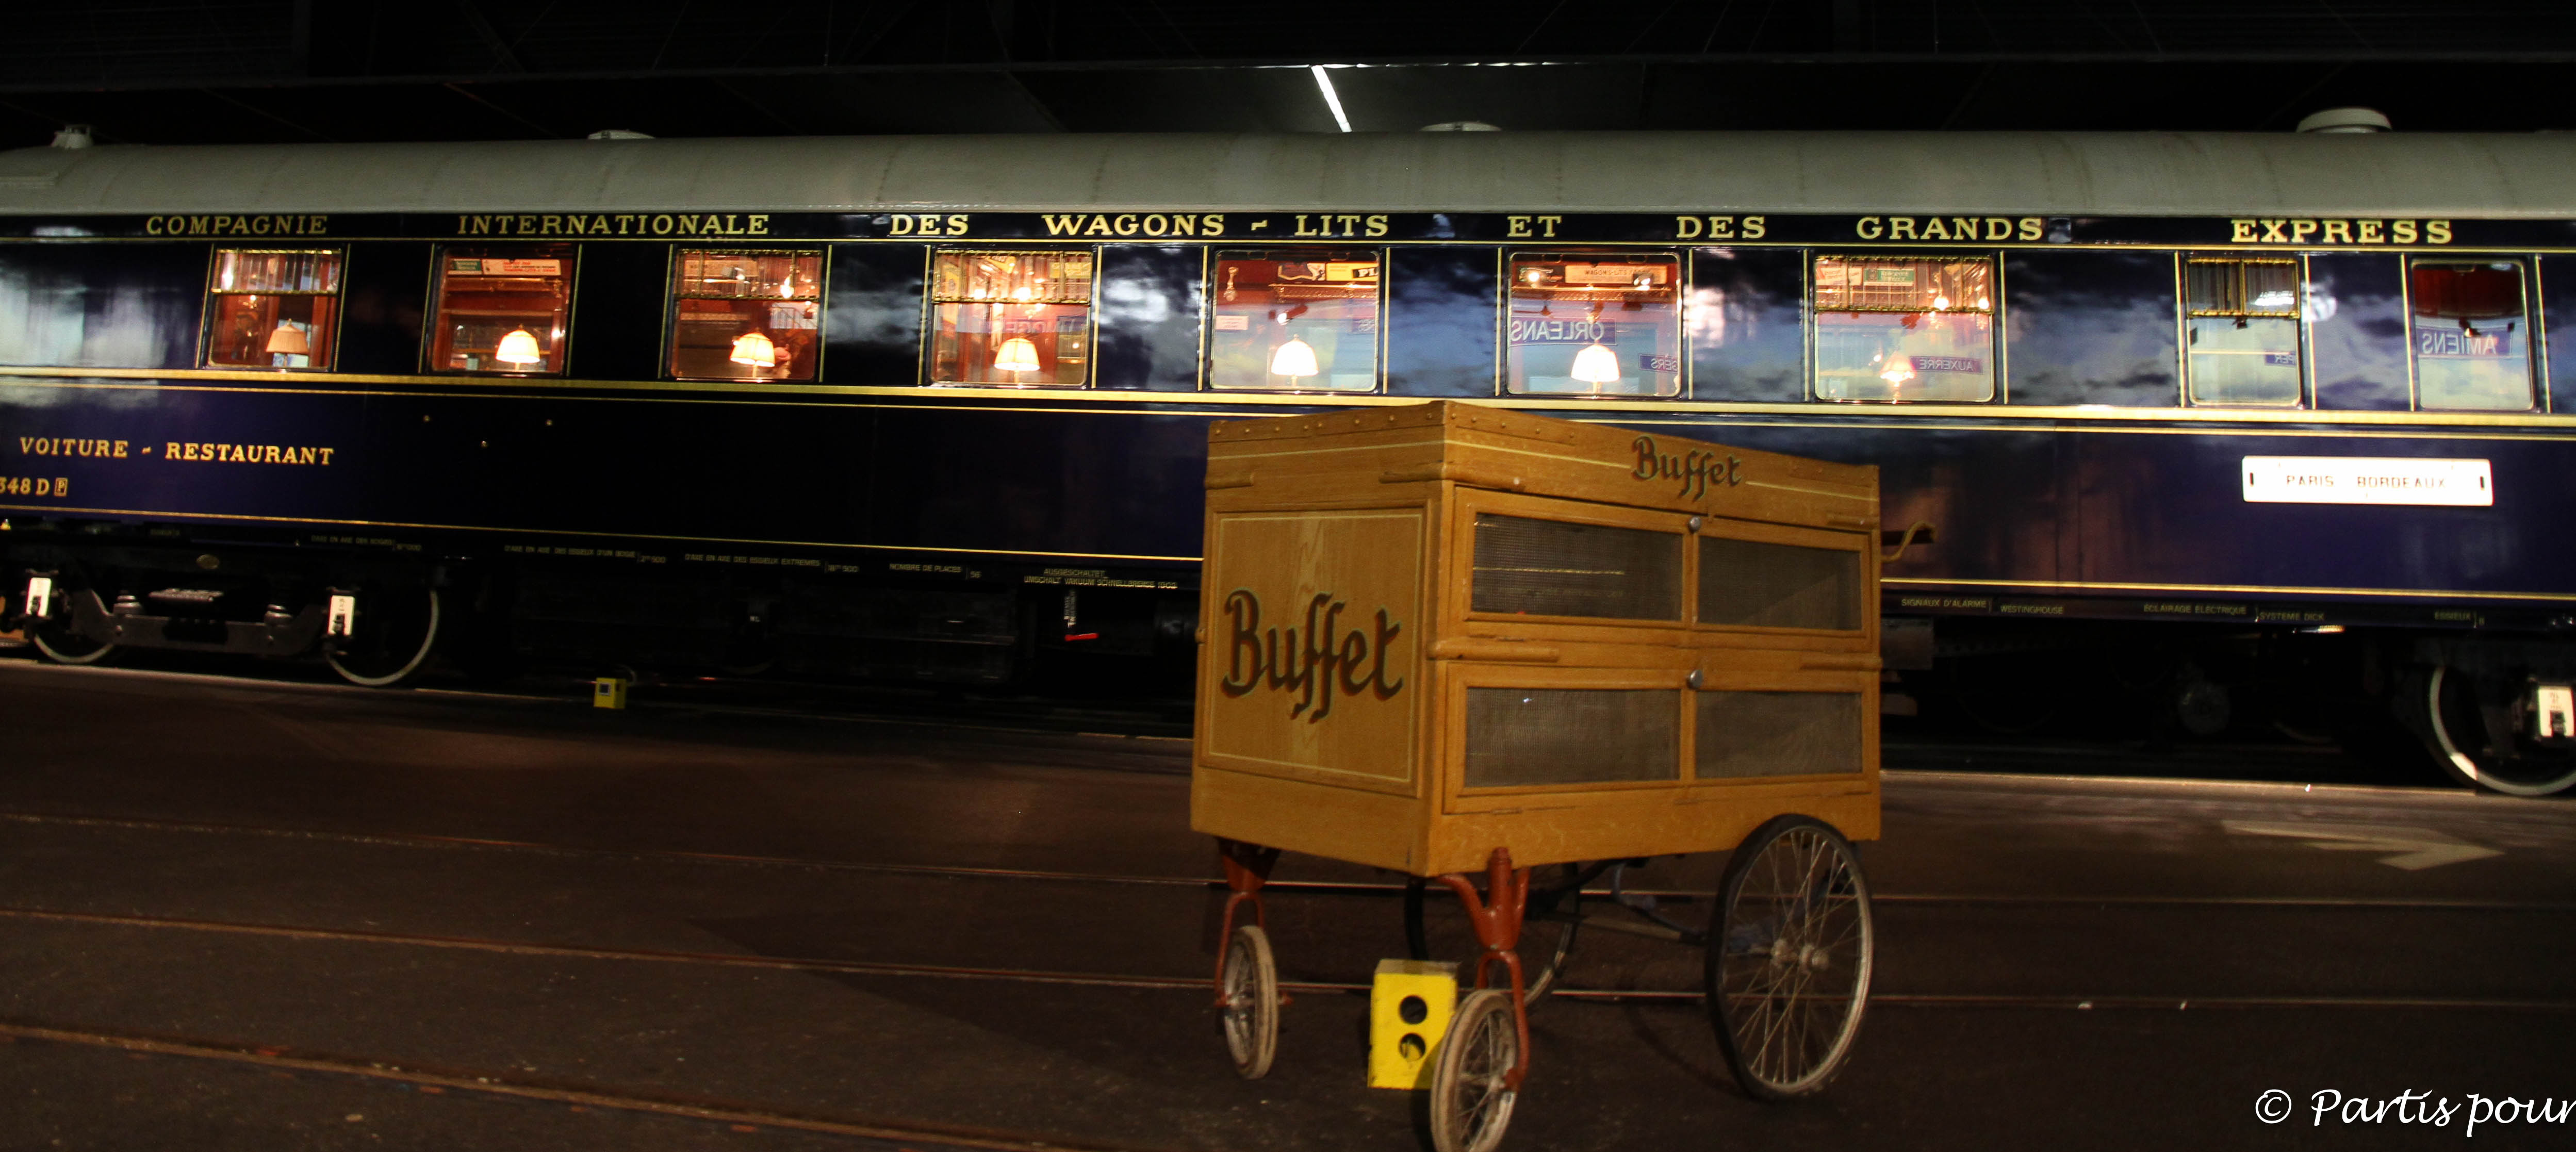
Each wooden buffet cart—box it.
[1193,401,1883,1152]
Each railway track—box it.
[2,901,2567,1012]
[4,808,2562,912]
[4,805,2568,1012]
[0,1016,1182,1152]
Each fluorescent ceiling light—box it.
[1310,65,1352,133]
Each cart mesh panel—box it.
[1695,692,1862,778]
[1465,688,1679,787]
[1697,536,1861,631]
[1472,514,1682,620]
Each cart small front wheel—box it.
[1218,923,1279,1079]
[1705,814,1874,1101]
[1429,988,1520,1152]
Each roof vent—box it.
[2296,108,2390,134]
[1420,121,1502,132]
[50,124,93,150]
[586,129,654,140]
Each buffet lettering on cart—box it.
[1216,589,1405,721]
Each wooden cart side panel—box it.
[1192,766,1424,874]
[1195,508,1428,794]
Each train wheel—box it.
[1705,815,1874,1101]
[1428,988,1519,1152]
[1402,868,1580,1004]
[325,586,442,688]
[2414,665,2576,797]
[1218,923,1278,1079]
[28,622,118,667]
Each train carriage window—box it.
[1812,255,1995,402]
[204,249,343,371]
[1207,250,1379,391]
[1504,252,1681,397]
[2409,259,2535,411]
[925,248,1093,387]
[666,250,823,382]
[2184,256,2303,406]
[428,244,575,375]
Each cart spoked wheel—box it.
[1429,988,1520,1152]
[1218,923,1279,1080]
[1705,814,1874,1101]
[1403,867,1580,1003]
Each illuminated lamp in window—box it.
[494,328,544,366]
[993,336,1041,382]
[265,322,309,356]
[1570,341,1621,387]
[1879,356,1917,386]
[730,331,777,368]
[1269,335,1319,381]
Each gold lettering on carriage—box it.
[163,442,335,465]
[1042,213,1228,238]
[1633,435,1741,501]
[2226,219,2449,245]
[453,213,772,237]
[1855,217,2044,242]
[1217,589,1404,721]
[146,215,328,237]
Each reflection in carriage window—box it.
[205,249,342,370]
[1208,251,1379,391]
[1504,252,1681,397]
[925,249,1093,387]
[428,244,574,375]
[2184,256,2303,406]
[2409,260,2534,412]
[667,250,822,382]
[1813,255,1994,402]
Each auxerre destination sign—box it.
[37,210,2556,248]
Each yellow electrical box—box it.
[593,677,630,710]
[1368,959,1458,1089]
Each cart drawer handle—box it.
[1429,637,1561,663]
[1799,653,1883,671]
[1824,514,1877,530]
[1380,462,1526,492]
[1205,469,1256,490]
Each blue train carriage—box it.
[1,127,2571,794]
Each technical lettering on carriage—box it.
[1216,589,1405,722]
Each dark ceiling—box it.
[7,1,2576,147]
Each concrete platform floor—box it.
[0,658,2570,1151]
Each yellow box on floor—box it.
[1368,959,1457,1089]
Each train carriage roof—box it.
[1,131,2573,218]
